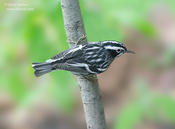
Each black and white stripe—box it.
[32,40,130,77]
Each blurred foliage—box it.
[0,0,75,112]
[114,79,175,129]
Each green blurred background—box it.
[0,0,175,129]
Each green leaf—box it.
[114,102,145,129]
[49,71,76,112]
[155,95,175,122]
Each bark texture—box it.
[60,0,106,129]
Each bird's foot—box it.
[76,34,87,45]
[69,34,87,45]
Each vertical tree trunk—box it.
[60,0,106,129]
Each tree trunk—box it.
[60,0,106,129]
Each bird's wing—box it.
[46,45,84,63]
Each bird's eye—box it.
[117,49,121,53]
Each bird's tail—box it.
[32,62,54,77]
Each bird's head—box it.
[101,41,135,58]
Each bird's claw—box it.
[76,34,87,45]
[68,34,87,45]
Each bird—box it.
[32,40,135,77]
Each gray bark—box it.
[60,0,106,129]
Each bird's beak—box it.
[126,50,135,54]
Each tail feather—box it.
[34,69,52,77]
[32,62,53,77]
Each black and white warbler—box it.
[32,40,135,77]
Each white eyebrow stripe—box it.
[104,46,122,50]
[101,41,124,47]
[103,41,119,43]
[102,41,122,44]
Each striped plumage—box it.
[32,41,134,77]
